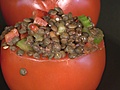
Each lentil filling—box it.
[0,7,104,59]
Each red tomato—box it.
[28,23,39,32]
[0,0,100,25]
[5,28,19,43]
[33,17,48,26]
[1,41,105,90]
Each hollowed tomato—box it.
[1,41,105,90]
[0,0,100,25]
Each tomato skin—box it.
[0,0,100,25]
[1,41,105,90]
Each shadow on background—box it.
[97,0,120,89]
[97,36,120,90]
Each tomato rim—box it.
[1,40,105,62]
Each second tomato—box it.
[0,0,100,25]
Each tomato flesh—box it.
[5,28,19,43]
[1,41,105,90]
[33,17,48,26]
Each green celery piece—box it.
[94,37,103,44]
[82,27,90,34]
[78,15,92,28]
[16,38,33,51]
[93,29,104,44]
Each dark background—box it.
[0,0,120,90]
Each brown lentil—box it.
[61,39,68,44]
[10,45,17,51]
[69,52,78,59]
[0,7,104,59]
[48,53,54,59]
[65,46,74,54]
[52,43,61,52]
[51,25,58,31]
[20,68,27,76]
[33,53,40,59]
[62,15,69,21]
[37,28,45,36]
[68,23,77,29]
[17,49,25,56]
[43,38,51,46]
[60,51,66,58]
[27,51,34,56]
[23,18,33,23]
[54,52,62,59]
[52,37,60,42]
[75,46,84,54]
[60,32,69,39]
[48,9,57,15]
[12,37,20,44]
[54,7,63,15]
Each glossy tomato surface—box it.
[0,0,100,25]
[1,41,105,90]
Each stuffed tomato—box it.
[0,7,105,90]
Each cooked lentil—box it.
[0,7,104,59]
[17,49,25,56]
[20,68,27,76]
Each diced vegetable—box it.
[78,15,93,28]
[34,17,48,26]
[50,15,58,19]
[0,7,104,59]
[5,28,19,43]
[28,23,39,32]
[16,38,33,52]
[20,33,28,39]
[82,27,90,34]
[93,29,104,44]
